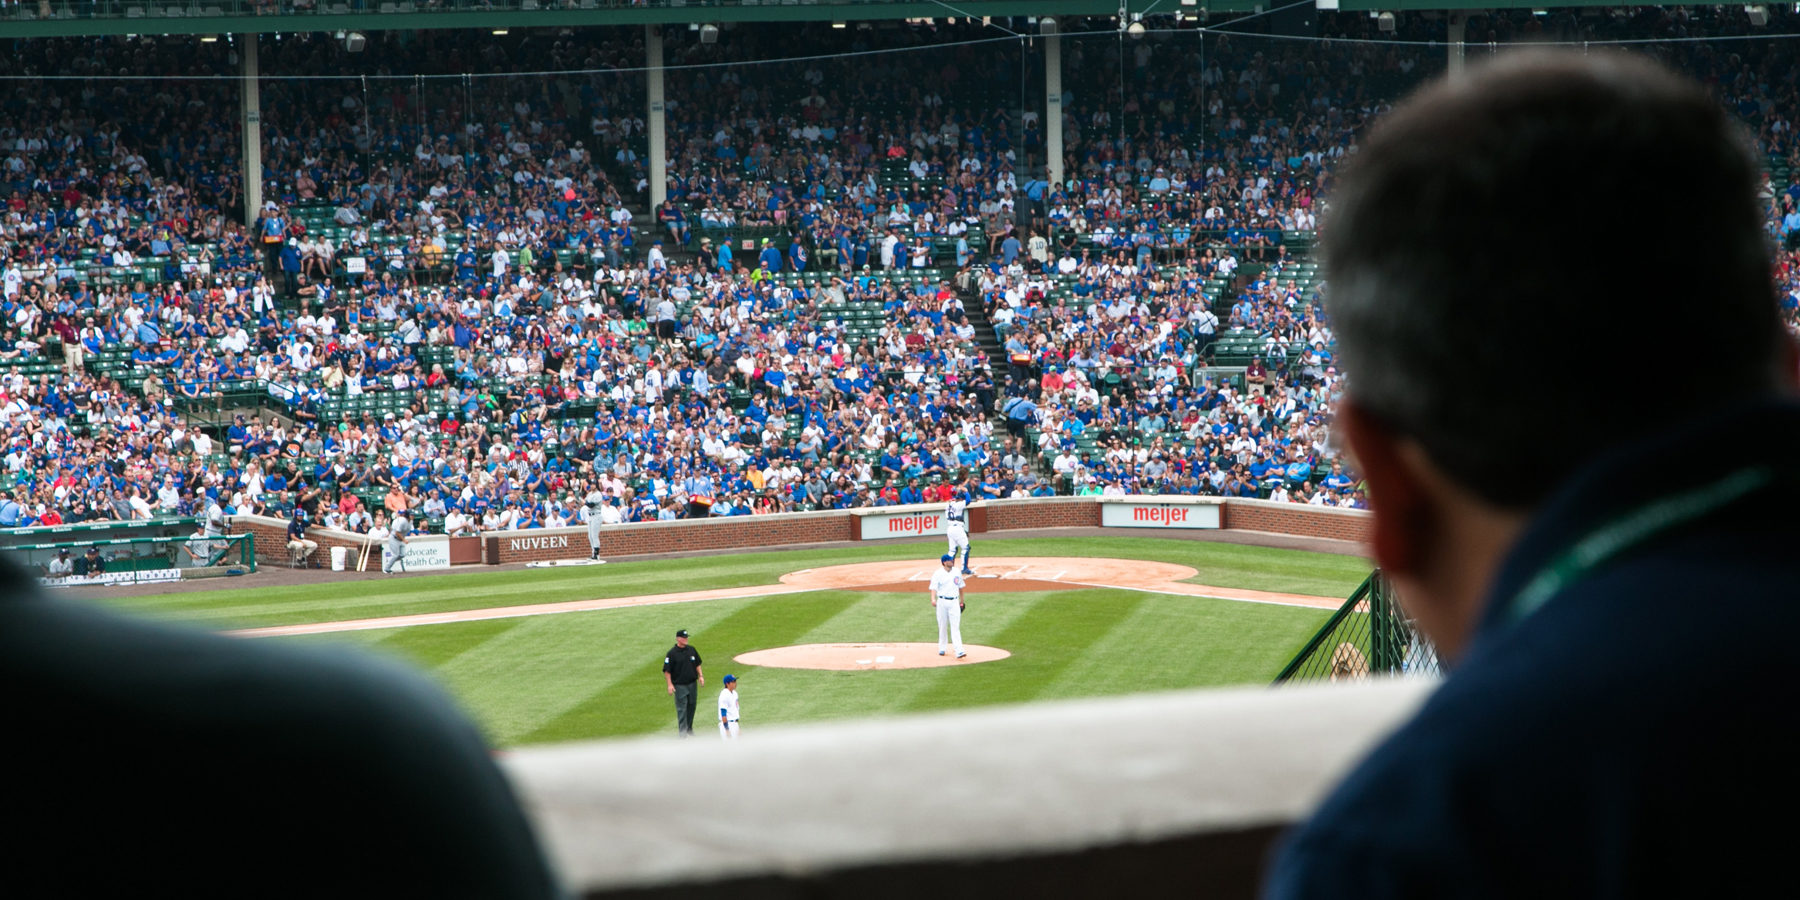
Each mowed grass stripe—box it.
[98,544,943,629]
[1041,594,1332,699]
[740,590,1052,726]
[1163,599,1336,685]
[94,537,1370,631]
[513,591,851,745]
[895,589,1149,712]
[1178,547,1372,599]
[788,589,959,646]
[362,617,524,668]
[431,612,693,743]
[281,585,1339,747]
[489,594,769,745]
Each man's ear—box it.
[1336,399,1431,577]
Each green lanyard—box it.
[1503,465,1774,624]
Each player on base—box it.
[945,486,973,574]
[583,486,606,560]
[930,553,967,658]
[718,674,741,741]
[383,510,412,574]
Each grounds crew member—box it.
[286,510,318,568]
[663,628,704,737]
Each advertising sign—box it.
[1099,501,1222,530]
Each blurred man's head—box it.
[1328,50,1788,510]
[1326,51,1796,657]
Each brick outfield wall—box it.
[232,498,1368,568]
[983,497,1102,531]
[488,510,854,565]
[1219,499,1373,545]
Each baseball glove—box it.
[959,599,967,613]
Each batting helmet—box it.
[941,554,955,563]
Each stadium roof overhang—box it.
[0,0,1263,39]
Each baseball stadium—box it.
[6,0,1796,895]
[93,511,1381,743]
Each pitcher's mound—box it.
[735,642,1010,671]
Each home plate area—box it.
[734,642,1011,671]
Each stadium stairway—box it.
[963,291,1010,374]
[958,283,1036,477]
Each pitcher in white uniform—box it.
[930,553,967,658]
[717,674,741,741]
[945,487,973,574]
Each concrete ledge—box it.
[1097,494,1227,506]
[503,679,1433,898]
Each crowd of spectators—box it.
[6,12,1800,541]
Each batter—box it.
[945,487,973,574]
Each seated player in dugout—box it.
[1264,50,1800,898]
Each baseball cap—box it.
[675,629,689,638]
[722,674,737,684]
[941,553,955,563]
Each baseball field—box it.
[95,535,1370,747]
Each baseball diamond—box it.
[92,534,1369,746]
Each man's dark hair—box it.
[1325,50,1786,508]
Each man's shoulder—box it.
[3,583,556,893]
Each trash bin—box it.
[330,546,347,572]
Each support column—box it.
[1046,32,1064,190]
[646,24,667,210]
[241,34,262,226]
[1447,12,1467,81]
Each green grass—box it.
[96,536,1370,631]
[294,586,1334,747]
[84,535,1365,748]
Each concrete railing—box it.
[503,679,1433,899]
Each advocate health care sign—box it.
[1100,500,1221,530]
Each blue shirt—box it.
[1267,403,1800,899]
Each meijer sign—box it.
[1101,502,1221,529]
[861,511,947,540]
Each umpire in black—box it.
[662,629,704,737]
